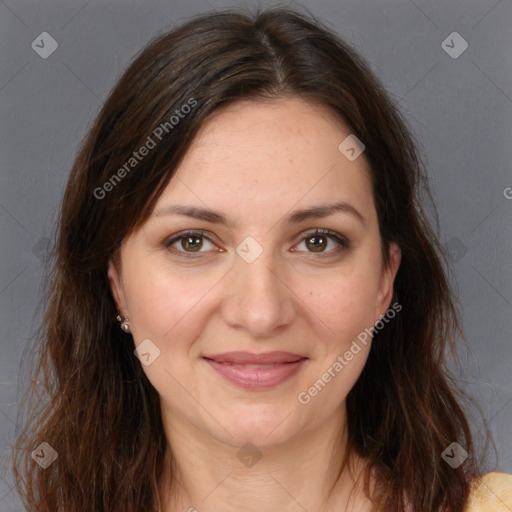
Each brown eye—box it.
[181,235,203,252]
[293,229,351,256]
[164,230,217,256]
[305,234,328,252]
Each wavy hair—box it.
[13,6,485,511]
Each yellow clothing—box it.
[466,472,512,511]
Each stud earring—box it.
[116,314,131,333]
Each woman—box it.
[12,7,511,512]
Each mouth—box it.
[202,351,308,390]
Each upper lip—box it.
[203,351,307,365]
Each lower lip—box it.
[203,358,307,390]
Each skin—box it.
[108,97,401,512]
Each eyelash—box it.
[163,229,351,259]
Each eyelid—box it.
[163,229,208,246]
[296,228,349,244]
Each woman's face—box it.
[108,97,401,450]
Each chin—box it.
[212,404,302,449]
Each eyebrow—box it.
[152,201,366,228]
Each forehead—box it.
[153,97,376,227]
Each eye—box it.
[162,228,350,259]
[292,229,350,256]
[163,230,219,256]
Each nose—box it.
[220,250,297,338]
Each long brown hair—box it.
[13,6,485,511]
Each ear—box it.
[107,258,128,318]
[374,242,401,321]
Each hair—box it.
[12,6,487,512]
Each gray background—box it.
[1,0,511,509]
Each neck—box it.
[157,404,371,512]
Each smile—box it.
[202,351,308,390]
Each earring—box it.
[116,314,131,333]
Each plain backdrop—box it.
[0,0,511,509]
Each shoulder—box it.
[465,472,512,511]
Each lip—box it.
[202,351,308,390]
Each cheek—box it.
[123,265,215,404]
[299,265,380,350]
[294,274,376,417]
[122,258,215,345]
